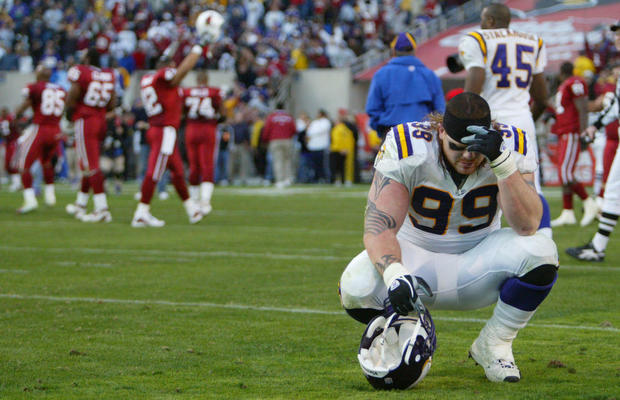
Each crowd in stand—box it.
[0,0,466,76]
[0,0,471,192]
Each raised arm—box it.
[496,172,542,235]
[170,49,202,87]
[169,36,213,87]
[463,126,541,235]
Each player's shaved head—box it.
[481,3,511,29]
[442,92,491,142]
[83,48,101,67]
[35,64,52,81]
[560,61,574,77]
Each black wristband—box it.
[593,120,603,130]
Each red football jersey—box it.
[0,113,19,141]
[140,68,183,128]
[67,64,116,120]
[22,81,66,126]
[181,87,221,124]
[262,110,296,141]
[551,76,588,135]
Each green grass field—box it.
[0,184,618,399]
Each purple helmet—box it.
[358,309,436,390]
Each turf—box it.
[0,184,618,399]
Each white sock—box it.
[476,299,535,362]
[44,184,55,197]
[23,188,37,204]
[189,185,200,201]
[200,182,214,204]
[93,193,108,211]
[136,202,150,215]
[11,174,20,186]
[76,191,89,207]
[492,299,535,332]
[592,212,618,252]
[592,233,610,252]
[183,199,196,215]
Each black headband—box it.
[442,107,491,143]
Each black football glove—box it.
[387,275,433,316]
[461,125,503,162]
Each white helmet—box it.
[358,309,436,390]
[195,10,225,41]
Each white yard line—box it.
[0,269,29,274]
[2,245,620,270]
[54,261,113,268]
[0,245,348,261]
[560,265,620,272]
[0,293,617,333]
[3,221,362,235]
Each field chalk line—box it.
[1,245,619,271]
[0,293,617,333]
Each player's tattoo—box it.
[364,201,397,235]
[372,172,392,200]
[374,254,401,274]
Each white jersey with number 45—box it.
[458,28,547,120]
[374,121,536,254]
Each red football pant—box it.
[185,122,217,185]
[17,124,60,188]
[140,126,189,204]
[4,138,18,174]
[75,116,106,194]
[555,132,588,209]
[602,120,619,191]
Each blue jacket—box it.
[366,56,445,135]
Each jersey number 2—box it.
[491,44,534,89]
[409,185,498,235]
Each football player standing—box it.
[339,93,559,384]
[64,48,117,222]
[1,107,21,192]
[457,3,553,237]
[549,61,598,227]
[181,69,224,215]
[566,20,620,262]
[130,38,211,227]
[13,62,66,213]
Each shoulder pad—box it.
[464,30,487,60]
[495,123,528,156]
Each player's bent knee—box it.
[339,251,383,312]
[514,231,559,272]
[519,264,557,286]
[500,266,557,312]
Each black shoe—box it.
[565,242,605,262]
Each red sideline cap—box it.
[445,88,464,102]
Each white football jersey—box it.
[458,28,547,120]
[374,121,536,254]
